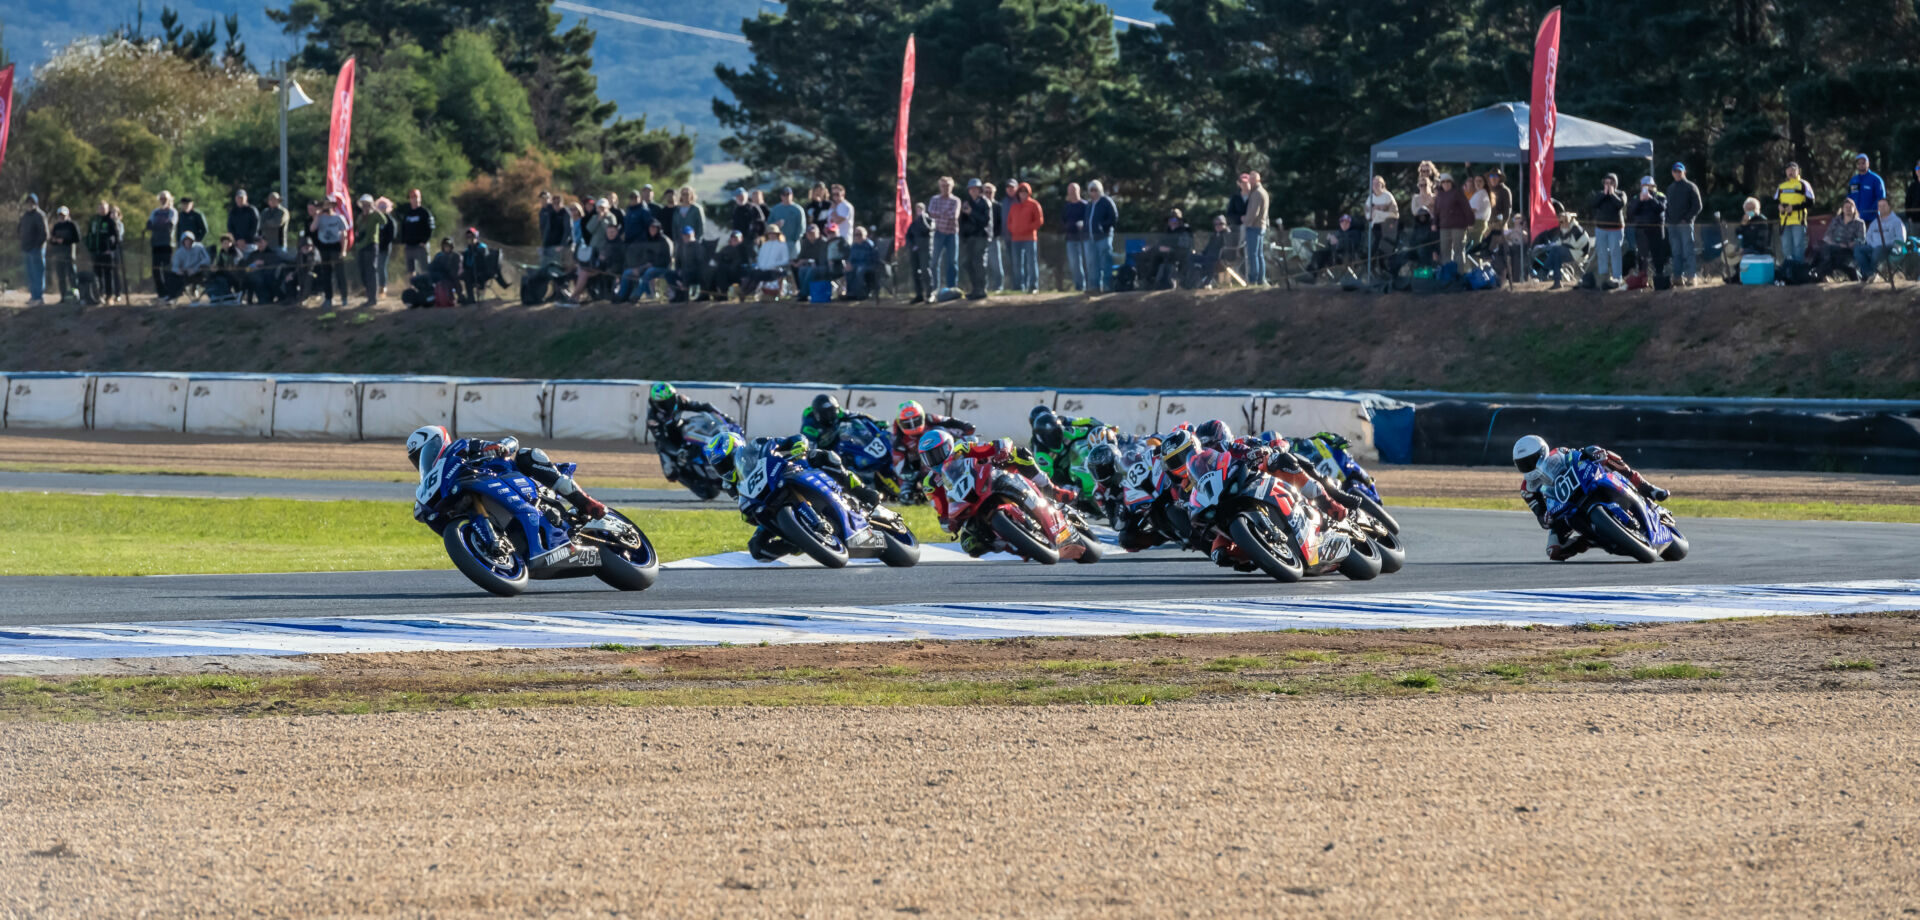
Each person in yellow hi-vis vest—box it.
[1774,163,1816,263]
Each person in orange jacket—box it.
[1006,182,1045,293]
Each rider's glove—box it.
[1647,486,1670,502]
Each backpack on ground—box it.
[1467,265,1499,290]
[1780,259,1813,286]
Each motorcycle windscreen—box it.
[415,433,453,506]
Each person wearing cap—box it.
[1774,163,1815,263]
[17,194,49,305]
[927,177,962,289]
[85,201,123,303]
[1007,182,1044,294]
[1061,182,1088,291]
[1241,171,1270,285]
[459,227,494,304]
[768,188,805,259]
[1587,174,1628,285]
[1847,153,1886,227]
[1433,173,1473,266]
[1084,179,1119,292]
[397,189,435,280]
[1665,163,1702,285]
[47,206,81,303]
[259,191,290,251]
[1626,176,1667,279]
[1142,209,1193,290]
[959,177,995,299]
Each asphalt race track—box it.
[2,508,1912,628]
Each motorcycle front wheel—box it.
[1336,537,1383,581]
[1373,529,1407,574]
[594,511,661,591]
[777,504,851,569]
[878,521,921,568]
[990,507,1060,565]
[443,518,530,597]
[1590,506,1658,563]
[1229,511,1303,583]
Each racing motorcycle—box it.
[938,452,1103,565]
[658,410,741,501]
[1185,450,1383,583]
[1543,451,1689,563]
[417,449,659,597]
[1294,436,1399,535]
[830,415,903,500]
[1119,442,1188,545]
[736,439,919,569]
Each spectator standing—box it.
[1847,154,1886,222]
[227,191,260,250]
[1906,160,1920,226]
[1084,180,1119,293]
[1062,183,1089,291]
[47,207,80,303]
[1411,176,1435,221]
[1007,182,1044,293]
[623,189,657,244]
[1665,162,1702,285]
[1468,174,1492,247]
[584,197,619,244]
[768,188,805,257]
[460,228,496,304]
[539,193,569,267]
[1737,197,1772,256]
[928,177,962,290]
[1486,170,1513,227]
[1588,174,1628,284]
[1365,175,1399,276]
[641,185,671,229]
[905,201,935,302]
[147,191,178,298]
[671,187,706,246]
[1774,162,1814,263]
[1225,175,1250,239]
[827,184,854,245]
[17,195,49,305]
[1434,174,1473,266]
[996,179,1017,292]
[85,201,122,302]
[177,199,209,249]
[729,188,767,245]
[1858,198,1907,284]
[259,192,289,251]
[313,197,349,308]
[355,195,384,306]
[398,189,434,280]
[372,197,397,297]
[982,181,1005,292]
[1242,171,1270,285]
[806,183,833,230]
[1417,161,1439,190]
[1818,199,1865,280]
[959,178,994,299]
[1626,177,1667,278]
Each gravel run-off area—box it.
[4,691,1918,917]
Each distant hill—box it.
[2,0,1166,165]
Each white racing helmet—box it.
[1512,434,1550,473]
[407,425,451,469]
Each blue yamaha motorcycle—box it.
[736,439,919,569]
[1292,434,1400,537]
[1543,453,1689,563]
[417,449,659,596]
[831,415,903,499]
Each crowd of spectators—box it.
[10,152,1920,306]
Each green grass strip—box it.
[0,492,945,576]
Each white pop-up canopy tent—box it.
[1366,102,1654,264]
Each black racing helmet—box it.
[806,393,841,436]
[1087,443,1123,486]
[1031,410,1064,452]
[1196,418,1232,450]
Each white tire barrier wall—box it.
[454,380,550,440]
[360,377,458,439]
[271,377,362,439]
[1156,390,1265,438]
[949,388,1055,442]
[550,379,646,441]
[184,375,274,437]
[3,372,91,429]
[745,383,848,440]
[91,373,187,433]
[846,386,950,424]
[1054,389,1162,438]
[1262,392,1378,461]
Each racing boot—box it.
[564,487,609,520]
[1546,527,1590,561]
[748,527,796,562]
[958,522,995,558]
[1209,534,1238,568]
[845,473,884,510]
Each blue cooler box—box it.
[1740,255,1775,285]
[809,280,835,303]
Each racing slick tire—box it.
[777,504,851,569]
[1372,529,1407,574]
[593,511,661,591]
[990,507,1060,565]
[1229,511,1304,583]
[1660,529,1690,562]
[878,526,922,568]
[1336,537,1384,581]
[443,518,530,597]
[1590,506,1659,563]
[1072,534,1106,564]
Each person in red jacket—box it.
[1006,182,1045,293]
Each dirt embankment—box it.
[3,282,1918,397]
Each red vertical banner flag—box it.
[892,35,916,253]
[326,58,358,246]
[1527,8,1561,241]
[0,65,16,177]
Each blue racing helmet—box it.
[918,429,957,467]
[704,431,746,480]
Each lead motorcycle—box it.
[736,438,920,569]
[1184,449,1383,583]
[417,446,659,597]
[938,451,1103,565]
[658,410,741,501]
[1543,451,1689,563]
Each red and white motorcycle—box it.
[938,453,1104,565]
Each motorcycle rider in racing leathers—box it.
[891,400,974,497]
[645,382,736,484]
[1029,406,1108,485]
[406,425,607,532]
[1086,440,1170,552]
[1513,435,1670,560]
[703,431,883,562]
[799,393,895,496]
[921,430,1076,557]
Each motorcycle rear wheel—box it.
[777,504,850,569]
[444,519,529,597]
[991,507,1059,565]
[1230,511,1303,583]
[594,511,661,591]
[1590,506,1659,563]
